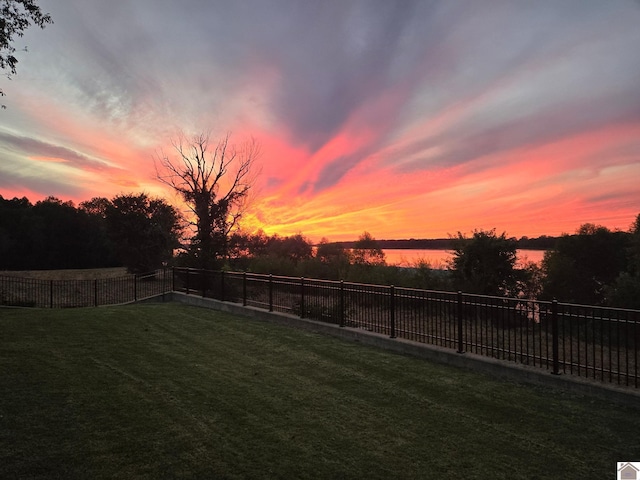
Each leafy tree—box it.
[449,229,519,296]
[30,197,89,269]
[0,195,118,269]
[518,260,544,301]
[541,223,629,305]
[607,272,640,309]
[403,258,453,291]
[1,0,52,104]
[352,231,385,266]
[606,214,640,308]
[293,238,346,280]
[238,233,314,275]
[267,234,313,264]
[0,195,33,268]
[627,213,640,275]
[316,238,351,267]
[105,193,182,274]
[155,132,260,269]
[79,197,112,218]
[78,197,119,266]
[227,230,270,264]
[315,238,346,263]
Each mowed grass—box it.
[2,267,128,280]
[1,304,638,479]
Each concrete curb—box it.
[147,292,640,406]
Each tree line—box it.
[2,192,639,310]
[0,194,181,273]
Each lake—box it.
[382,249,546,268]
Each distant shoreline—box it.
[328,236,558,251]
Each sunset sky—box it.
[1,0,639,242]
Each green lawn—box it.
[1,303,638,479]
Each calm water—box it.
[382,249,546,268]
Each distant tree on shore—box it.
[449,229,519,297]
[266,234,313,264]
[227,232,314,275]
[352,232,385,266]
[605,214,640,308]
[541,223,629,305]
[316,237,350,264]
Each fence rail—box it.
[2,267,638,389]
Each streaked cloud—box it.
[1,0,639,240]
[0,131,114,171]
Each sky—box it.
[1,0,639,242]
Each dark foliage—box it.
[0,193,181,272]
[541,223,631,305]
[0,195,118,270]
[104,193,182,274]
[605,214,640,309]
[449,229,520,297]
[224,231,451,290]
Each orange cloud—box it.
[239,116,640,242]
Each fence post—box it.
[269,274,273,312]
[202,270,207,298]
[172,267,176,293]
[552,299,560,375]
[339,280,345,327]
[300,277,305,319]
[186,269,190,295]
[243,271,247,306]
[164,267,169,299]
[94,279,98,307]
[390,285,396,338]
[457,291,464,354]
[50,280,54,308]
[220,270,225,301]
[134,274,138,302]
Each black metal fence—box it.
[2,267,638,389]
[173,268,640,389]
[0,269,172,308]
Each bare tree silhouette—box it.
[155,132,260,268]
